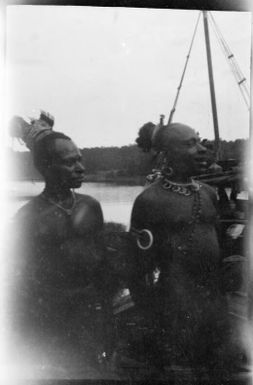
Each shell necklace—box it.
[161,177,201,196]
[40,190,76,216]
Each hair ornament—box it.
[9,115,53,150]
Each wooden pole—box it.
[203,11,220,160]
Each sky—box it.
[4,6,252,149]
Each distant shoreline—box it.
[6,175,146,186]
[6,175,145,202]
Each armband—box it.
[136,229,154,250]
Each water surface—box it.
[5,181,143,227]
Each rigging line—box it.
[209,13,246,83]
[210,35,250,109]
[208,12,250,110]
[208,12,250,94]
[167,11,201,125]
[209,13,247,85]
[209,14,240,69]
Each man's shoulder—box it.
[198,181,218,207]
[11,197,42,236]
[74,193,104,227]
[75,193,101,208]
[133,182,161,205]
[15,196,42,220]
[199,181,217,197]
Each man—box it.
[8,117,116,378]
[127,122,244,379]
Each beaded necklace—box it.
[40,190,76,216]
[176,189,202,256]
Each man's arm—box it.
[127,192,160,309]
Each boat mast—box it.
[203,11,220,160]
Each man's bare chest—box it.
[151,189,217,228]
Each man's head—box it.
[160,123,208,178]
[33,133,85,189]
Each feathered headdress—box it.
[9,116,53,150]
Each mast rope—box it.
[151,12,201,172]
[208,12,250,110]
[167,12,201,125]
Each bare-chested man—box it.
[127,122,244,380]
[8,117,116,378]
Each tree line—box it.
[7,139,248,181]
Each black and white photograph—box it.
[1,1,253,383]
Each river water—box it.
[4,180,248,228]
[4,181,143,228]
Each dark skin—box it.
[161,124,208,181]
[131,126,218,264]
[128,125,233,375]
[17,139,105,288]
[11,138,115,371]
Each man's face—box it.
[166,125,208,177]
[49,139,85,189]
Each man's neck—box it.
[43,184,72,201]
[166,174,192,184]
